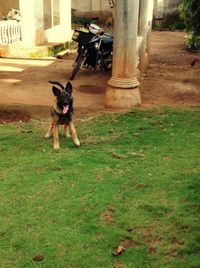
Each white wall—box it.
[153,0,182,18]
[33,0,44,44]
[19,0,71,47]
[72,0,112,21]
[44,0,72,43]
[19,0,36,47]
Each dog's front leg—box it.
[64,124,71,138]
[69,121,80,147]
[45,121,53,139]
[53,122,60,149]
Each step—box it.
[0,41,73,58]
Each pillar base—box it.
[105,85,141,108]
[108,77,139,88]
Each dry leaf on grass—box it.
[112,153,127,159]
[32,254,44,262]
[112,245,126,256]
[112,152,145,159]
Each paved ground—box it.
[0,31,199,120]
[0,53,108,108]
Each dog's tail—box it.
[48,81,64,90]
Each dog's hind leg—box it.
[45,122,53,139]
[69,121,80,147]
[64,124,71,138]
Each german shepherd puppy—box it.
[45,81,80,149]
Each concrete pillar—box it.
[60,0,72,40]
[146,0,154,57]
[19,0,35,47]
[105,0,141,108]
[138,0,150,73]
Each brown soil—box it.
[0,109,30,124]
[140,31,200,108]
[0,31,199,123]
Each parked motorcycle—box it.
[70,26,113,80]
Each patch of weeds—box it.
[48,42,71,56]
[184,31,200,51]
[153,13,185,31]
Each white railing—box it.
[0,20,22,44]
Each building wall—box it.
[72,0,112,22]
[72,0,182,21]
[153,0,182,18]
[44,0,72,43]
[33,0,44,44]
[19,0,71,47]
[0,0,71,47]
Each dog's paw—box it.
[74,138,80,147]
[66,133,71,138]
[54,144,60,150]
[44,133,51,139]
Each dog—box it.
[45,80,80,149]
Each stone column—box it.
[19,0,36,47]
[146,0,154,57]
[60,0,72,40]
[105,0,141,108]
[138,0,150,73]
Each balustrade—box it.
[0,20,22,44]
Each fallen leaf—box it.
[112,245,126,256]
[33,254,44,262]
[130,152,145,157]
[112,153,127,159]
[21,130,33,133]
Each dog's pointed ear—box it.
[65,81,73,95]
[52,86,61,96]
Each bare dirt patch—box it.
[0,110,31,124]
[140,31,200,109]
[100,207,116,224]
[77,85,106,94]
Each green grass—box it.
[0,107,200,268]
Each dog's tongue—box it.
[63,105,69,114]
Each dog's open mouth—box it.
[63,105,69,114]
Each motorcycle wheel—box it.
[70,54,84,80]
[101,62,112,74]
[100,54,112,74]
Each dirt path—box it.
[0,31,199,122]
[140,31,200,108]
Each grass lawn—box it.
[0,107,200,268]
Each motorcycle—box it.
[70,26,113,80]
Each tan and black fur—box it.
[45,81,80,149]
